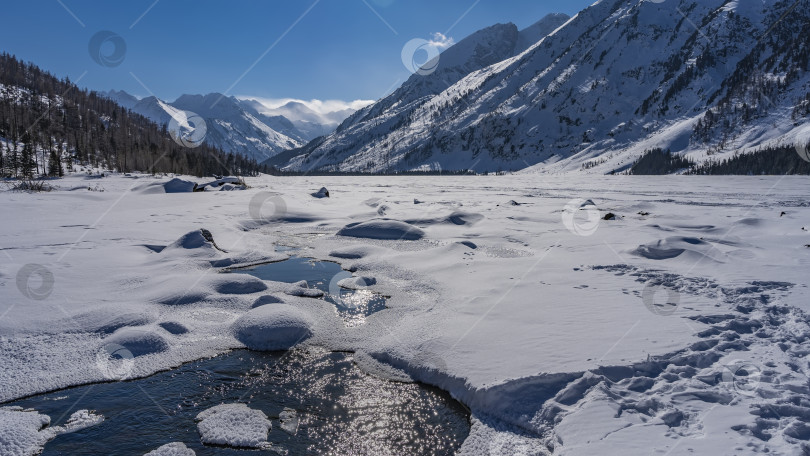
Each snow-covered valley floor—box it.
[1,173,809,455]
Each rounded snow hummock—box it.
[195,403,271,449]
[134,178,197,194]
[337,219,425,240]
[144,442,196,456]
[165,230,215,251]
[231,305,314,351]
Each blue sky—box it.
[2,0,593,108]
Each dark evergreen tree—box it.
[0,52,268,178]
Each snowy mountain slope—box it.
[241,99,358,141]
[267,13,570,170]
[275,0,810,173]
[103,91,305,162]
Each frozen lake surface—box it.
[1,173,809,455]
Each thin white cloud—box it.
[428,32,455,50]
[236,96,374,115]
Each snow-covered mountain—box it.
[103,91,360,162]
[271,1,810,173]
[241,99,358,141]
[103,90,304,161]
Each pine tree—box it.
[19,133,36,178]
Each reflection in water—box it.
[235,257,387,327]
[9,349,470,455]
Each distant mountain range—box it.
[263,1,810,174]
[0,53,267,178]
[103,90,362,162]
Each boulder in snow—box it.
[311,187,330,198]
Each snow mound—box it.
[144,442,196,456]
[212,275,268,295]
[337,276,376,289]
[195,403,271,449]
[251,295,284,308]
[328,245,377,259]
[157,291,209,306]
[447,211,484,226]
[104,328,169,357]
[337,219,425,240]
[163,178,198,193]
[285,280,324,298]
[163,230,221,253]
[134,178,197,194]
[409,211,485,226]
[633,236,726,262]
[231,305,314,350]
[167,230,213,249]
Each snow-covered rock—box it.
[195,403,271,449]
[143,442,196,456]
[311,187,330,198]
[336,219,425,240]
[231,305,314,350]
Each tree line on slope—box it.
[0,53,267,179]
[629,146,810,175]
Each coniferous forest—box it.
[628,145,810,175]
[0,53,267,178]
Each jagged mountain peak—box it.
[270,1,810,174]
